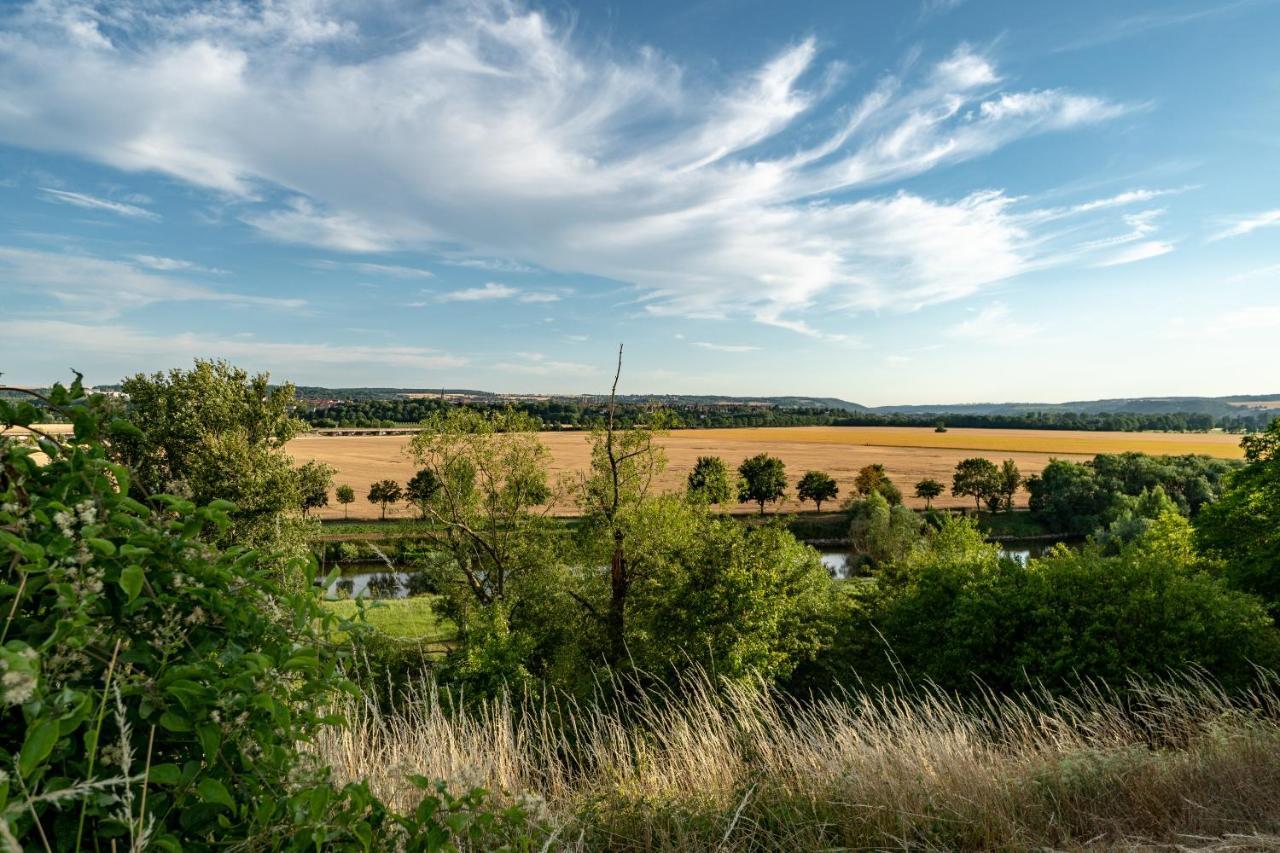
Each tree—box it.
[297,460,334,517]
[570,345,670,666]
[951,457,1000,511]
[110,360,306,555]
[996,458,1023,512]
[0,378,536,848]
[406,467,443,518]
[807,514,1280,694]
[1025,459,1114,534]
[335,483,355,518]
[914,478,944,509]
[848,490,926,569]
[1196,419,1280,616]
[738,453,787,514]
[687,455,733,505]
[367,479,403,520]
[624,497,834,683]
[854,463,902,505]
[796,470,839,511]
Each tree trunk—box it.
[607,532,627,665]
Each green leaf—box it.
[197,778,235,811]
[119,565,144,601]
[19,718,60,778]
[148,763,182,785]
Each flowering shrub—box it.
[1,378,543,850]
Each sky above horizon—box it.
[1,0,1279,406]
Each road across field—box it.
[287,425,1244,520]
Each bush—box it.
[0,381,543,848]
[801,515,1280,694]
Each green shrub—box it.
[0,380,544,849]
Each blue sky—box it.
[1,0,1278,405]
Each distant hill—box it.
[872,396,1280,419]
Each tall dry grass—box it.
[315,671,1280,850]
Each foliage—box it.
[853,463,901,505]
[367,479,403,520]
[795,470,838,511]
[109,360,309,560]
[951,457,1001,510]
[810,515,1280,694]
[404,468,443,519]
[913,478,944,508]
[1196,419,1280,615]
[334,484,355,518]
[846,491,925,571]
[737,453,787,514]
[686,455,733,505]
[995,458,1023,512]
[0,379,547,848]
[618,497,835,683]
[297,460,334,517]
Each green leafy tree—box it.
[806,514,1280,694]
[0,378,544,848]
[738,453,787,514]
[367,478,403,520]
[296,459,334,517]
[996,458,1023,512]
[796,470,839,511]
[405,467,443,518]
[1025,459,1114,533]
[687,455,733,505]
[570,347,670,666]
[621,497,835,683]
[110,360,306,555]
[853,463,902,504]
[335,483,355,518]
[848,490,925,569]
[1196,419,1280,615]
[951,457,1001,511]
[914,478,944,509]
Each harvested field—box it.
[287,426,1244,520]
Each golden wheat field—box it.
[287,426,1245,519]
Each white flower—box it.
[2,670,37,705]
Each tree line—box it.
[299,396,1276,433]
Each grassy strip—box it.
[323,596,455,643]
[318,670,1280,850]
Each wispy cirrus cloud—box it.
[0,246,301,314]
[0,320,466,375]
[435,282,560,303]
[39,187,159,220]
[131,254,228,274]
[693,342,761,353]
[493,352,596,376]
[309,259,435,279]
[1208,209,1280,242]
[0,1,1140,334]
[946,302,1040,343]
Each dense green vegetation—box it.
[298,395,1276,432]
[8,362,1280,849]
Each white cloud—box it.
[493,352,596,376]
[1207,305,1280,335]
[0,2,1136,333]
[0,246,301,313]
[39,187,159,220]
[131,254,227,274]
[693,342,761,353]
[438,282,518,302]
[1209,209,1280,242]
[0,320,467,373]
[1094,240,1175,267]
[518,292,561,303]
[309,259,434,278]
[945,302,1040,343]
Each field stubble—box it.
[287,426,1244,520]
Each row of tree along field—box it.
[299,395,1277,433]
[4,359,1280,848]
